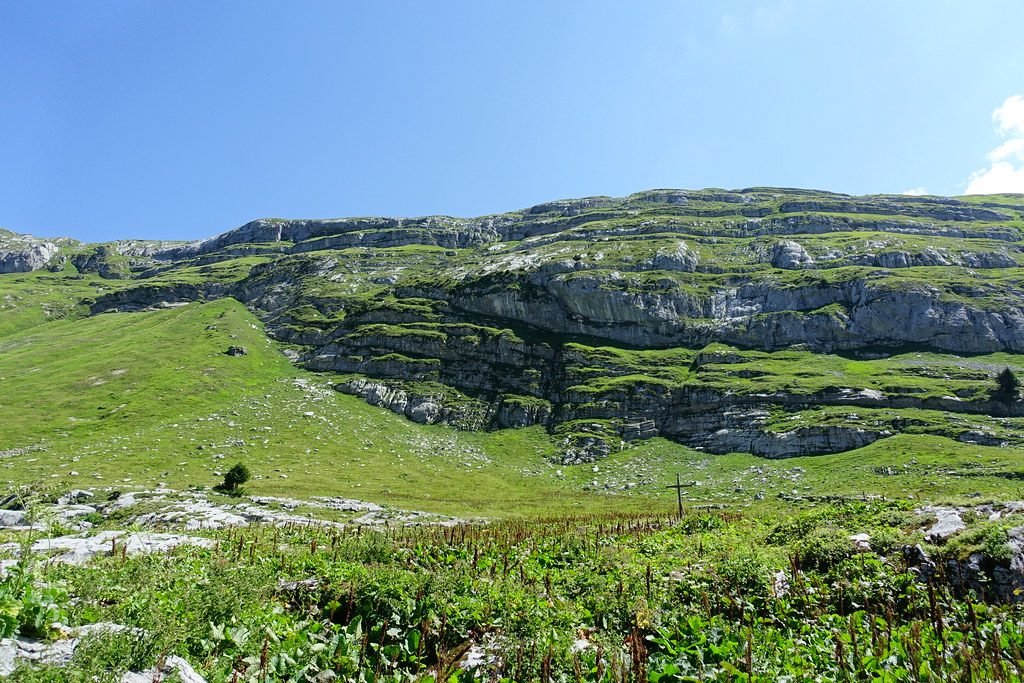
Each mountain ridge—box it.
[7,186,1024,251]
[5,186,1024,464]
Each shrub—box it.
[994,367,1020,403]
[679,513,725,534]
[870,527,903,555]
[215,462,251,495]
[947,523,1013,563]
[796,527,854,572]
[982,525,1012,564]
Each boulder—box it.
[0,510,28,528]
[770,240,815,269]
[920,506,966,542]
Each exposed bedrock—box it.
[399,274,1024,354]
[89,282,231,313]
[310,321,1024,461]
[36,186,1024,462]
[0,239,59,273]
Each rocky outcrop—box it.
[426,272,1024,354]
[561,432,615,464]
[495,396,553,428]
[304,321,555,400]
[69,244,141,279]
[639,241,700,271]
[622,419,658,441]
[664,408,884,458]
[336,377,490,429]
[920,506,967,541]
[744,214,1021,241]
[89,282,231,313]
[843,247,1018,269]
[900,505,1024,602]
[16,530,215,565]
[0,234,59,273]
[777,198,1012,222]
[157,216,497,259]
[768,240,815,269]
[9,187,1024,463]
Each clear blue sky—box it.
[3,1,1024,242]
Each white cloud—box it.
[966,94,1024,195]
[902,187,928,196]
[966,163,1024,195]
[993,94,1024,136]
[988,138,1024,163]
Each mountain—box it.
[4,187,1024,465]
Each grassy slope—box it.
[0,299,653,517]
[0,270,108,337]
[4,297,1024,519]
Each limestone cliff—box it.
[10,188,1024,462]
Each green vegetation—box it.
[4,500,1024,680]
[0,300,613,517]
[0,559,67,640]
[215,462,251,494]
[995,367,1021,404]
[6,188,1024,678]
[7,299,1024,516]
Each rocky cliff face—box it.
[0,230,64,273]
[8,188,1024,462]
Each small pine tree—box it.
[995,367,1021,403]
[218,462,251,493]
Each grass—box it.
[4,299,1024,521]
[0,299,662,518]
[0,269,113,337]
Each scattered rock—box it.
[278,578,320,592]
[849,532,871,552]
[120,656,206,683]
[919,506,966,542]
[0,623,205,681]
[136,501,248,530]
[16,531,214,565]
[0,511,29,529]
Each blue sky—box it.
[2,1,1024,242]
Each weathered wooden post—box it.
[666,473,686,519]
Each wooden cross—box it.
[666,473,693,519]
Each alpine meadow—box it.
[6,1,1024,680]
[4,189,1024,680]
